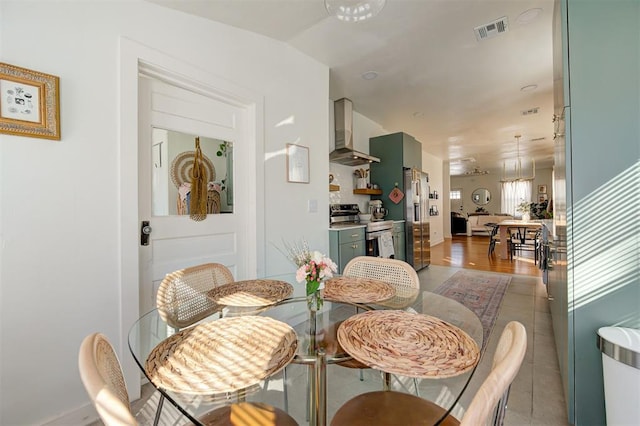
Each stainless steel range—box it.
[330,204,395,258]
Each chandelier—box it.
[324,0,386,22]
[464,167,489,176]
[502,134,535,181]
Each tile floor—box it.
[121,265,569,425]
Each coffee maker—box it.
[368,200,387,221]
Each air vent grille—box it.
[521,107,540,116]
[474,17,509,41]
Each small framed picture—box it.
[539,193,548,202]
[538,184,547,194]
[286,143,309,183]
[0,62,60,140]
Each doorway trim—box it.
[118,37,265,397]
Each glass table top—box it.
[128,278,483,425]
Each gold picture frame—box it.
[286,143,309,183]
[0,62,60,140]
[538,184,547,194]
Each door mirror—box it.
[151,128,233,216]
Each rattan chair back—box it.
[156,263,234,329]
[343,256,420,299]
[460,321,527,425]
[330,321,527,426]
[79,333,138,426]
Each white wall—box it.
[0,1,328,424]
[422,152,444,245]
[450,167,553,217]
[329,110,388,213]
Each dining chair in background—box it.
[330,320,527,426]
[339,256,421,393]
[486,223,500,257]
[508,227,540,263]
[156,262,292,417]
[79,333,298,426]
[343,255,420,307]
[156,262,234,330]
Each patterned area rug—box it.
[433,271,511,348]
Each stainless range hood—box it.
[330,98,380,166]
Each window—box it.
[501,180,532,216]
[450,189,461,200]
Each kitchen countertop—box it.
[328,224,366,231]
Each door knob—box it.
[141,221,152,246]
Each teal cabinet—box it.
[551,2,640,424]
[392,221,405,261]
[329,227,365,274]
[369,132,422,221]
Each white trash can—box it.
[597,327,640,425]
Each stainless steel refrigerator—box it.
[404,168,430,270]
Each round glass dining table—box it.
[128,280,483,426]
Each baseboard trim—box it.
[40,403,98,426]
[430,236,445,246]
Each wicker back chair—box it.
[156,263,234,329]
[343,256,420,300]
[79,333,297,426]
[79,333,138,426]
[339,256,421,391]
[330,321,527,426]
[460,321,527,425]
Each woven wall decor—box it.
[145,316,298,395]
[170,150,215,189]
[190,137,208,221]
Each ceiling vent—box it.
[474,17,509,41]
[451,157,476,164]
[521,107,540,116]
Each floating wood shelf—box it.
[353,189,382,195]
[329,184,340,192]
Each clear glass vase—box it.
[306,289,323,312]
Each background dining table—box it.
[128,275,483,425]
[497,220,543,259]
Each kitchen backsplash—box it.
[329,163,375,213]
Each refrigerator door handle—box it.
[414,203,420,221]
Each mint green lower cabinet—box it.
[329,227,365,274]
[392,221,406,261]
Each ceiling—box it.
[147,0,556,176]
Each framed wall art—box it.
[538,184,547,194]
[286,143,309,183]
[539,193,549,202]
[0,62,60,140]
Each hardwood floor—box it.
[430,235,540,276]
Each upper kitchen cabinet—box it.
[370,132,422,171]
[369,132,422,220]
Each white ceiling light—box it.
[502,134,535,181]
[464,167,489,176]
[325,0,386,22]
[361,71,379,80]
[517,8,542,25]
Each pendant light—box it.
[502,134,535,181]
[324,0,386,22]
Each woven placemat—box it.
[145,316,297,395]
[207,280,293,307]
[337,310,479,379]
[323,277,395,304]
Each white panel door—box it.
[138,76,247,314]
